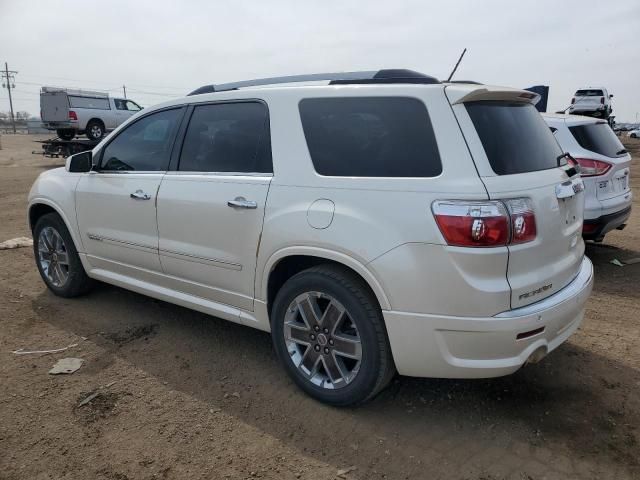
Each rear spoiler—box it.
[446,85,541,106]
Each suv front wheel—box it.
[271,265,395,406]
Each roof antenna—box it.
[446,48,467,82]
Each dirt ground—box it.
[1,134,639,480]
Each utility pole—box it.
[123,85,127,98]
[2,62,18,134]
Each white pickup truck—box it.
[40,87,142,140]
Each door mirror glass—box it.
[66,150,93,172]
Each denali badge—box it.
[519,284,553,300]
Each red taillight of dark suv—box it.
[432,199,537,247]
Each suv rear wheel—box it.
[33,213,93,297]
[271,264,395,406]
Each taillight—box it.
[573,158,611,177]
[571,98,575,104]
[582,223,598,234]
[432,199,537,247]
[504,198,537,244]
[600,97,604,104]
[69,110,77,120]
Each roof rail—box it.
[188,69,440,96]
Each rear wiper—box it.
[616,149,627,155]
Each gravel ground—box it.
[0,134,639,480]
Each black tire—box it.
[33,213,93,298]
[271,264,395,406]
[85,120,105,140]
[632,133,637,139]
[56,129,75,141]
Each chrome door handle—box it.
[130,190,151,200]
[227,197,257,209]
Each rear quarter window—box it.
[298,97,442,177]
[466,101,563,175]
[569,123,626,158]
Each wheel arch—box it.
[28,199,83,253]
[261,247,391,316]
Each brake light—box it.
[582,223,598,234]
[432,199,536,247]
[504,198,537,244]
[600,97,604,104]
[573,158,611,177]
[571,98,575,104]
[69,110,77,121]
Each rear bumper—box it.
[43,122,77,130]
[383,257,593,378]
[583,205,631,240]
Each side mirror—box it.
[66,150,93,173]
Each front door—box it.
[76,106,185,277]
[156,101,272,311]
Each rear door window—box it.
[178,102,272,173]
[569,123,626,158]
[466,101,563,175]
[298,97,441,177]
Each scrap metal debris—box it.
[610,259,625,267]
[0,236,33,250]
[49,358,84,375]
[78,391,100,407]
[12,343,78,355]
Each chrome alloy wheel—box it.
[37,226,70,287]
[284,292,362,389]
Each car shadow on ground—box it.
[34,277,640,477]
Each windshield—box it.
[466,101,564,175]
[569,123,626,158]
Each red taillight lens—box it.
[432,201,510,247]
[504,198,537,244]
[582,223,598,234]
[432,199,537,247]
[573,158,611,177]
[69,110,77,120]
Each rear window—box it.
[68,96,110,110]
[466,101,563,175]
[298,97,442,177]
[575,89,603,97]
[569,123,626,158]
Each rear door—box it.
[156,101,272,311]
[449,90,585,309]
[41,91,68,122]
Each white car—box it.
[28,70,593,405]
[568,87,612,118]
[544,114,632,241]
[40,87,142,140]
[628,128,640,138]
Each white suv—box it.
[568,87,612,118]
[27,70,593,405]
[544,114,632,241]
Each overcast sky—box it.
[1,0,638,121]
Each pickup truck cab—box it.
[40,87,142,141]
